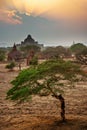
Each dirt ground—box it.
[0,63,87,130]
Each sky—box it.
[0,0,87,47]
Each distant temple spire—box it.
[73,41,75,45]
[8,43,21,61]
[13,43,17,51]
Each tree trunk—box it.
[46,83,66,121]
[58,94,66,122]
[53,94,66,122]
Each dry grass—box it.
[0,63,87,130]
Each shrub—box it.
[6,62,15,70]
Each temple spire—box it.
[13,43,17,51]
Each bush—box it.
[6,62,15,70]
[0,50,6,61]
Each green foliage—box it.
[7,59,87,102]
[0,49,6,61]
[6,62,15,70]
[70,43,87,64]
[20,45,40,57]
[30,56,38,66]
[70,43,86,54]
[0,53,5,61]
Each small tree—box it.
[0,49,6,61]
[6,61,15,71]
[7,59,87,121]
[29,56,38,66]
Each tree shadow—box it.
[30,119,87,130]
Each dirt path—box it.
[0,63,87,130]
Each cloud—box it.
[0,0,87,24]
[0,0,22,24]
[0,9,22,24]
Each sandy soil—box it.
[0,63,87,130]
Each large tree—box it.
[70,43,86,54]
[7,59,87,122]
[20,45,41,58]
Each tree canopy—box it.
[70,43,86,54]
[7,59,86,102]
[20,45,40,58]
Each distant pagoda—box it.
[21,35,38,46]
[8,43,21,61]
[21,34,43,48]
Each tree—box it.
[7,59,87,122]
[70,43,86,54]
[20,45,41,58]
[42,46,71,59]
[0,49,6,61]
[29,56,38,66]
[55,46,71,58]
[42,47,59,59]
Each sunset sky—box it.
[0,0,87,47]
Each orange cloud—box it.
[0,0,87,24]
[0,9,22,24]
[0,0,22,24]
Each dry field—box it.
[0,63,87,130]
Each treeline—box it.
[0,43,87,65]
